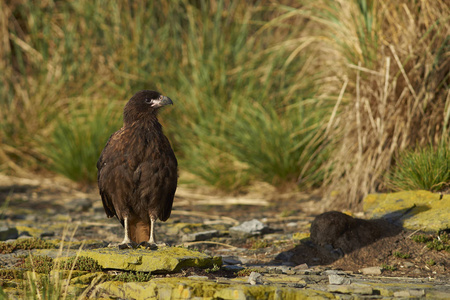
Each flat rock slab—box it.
[79,247,222,273]
[363,190,450,232]
[94,277,335,300]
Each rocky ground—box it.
[0,174,449,299]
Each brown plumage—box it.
[97,90,178,249]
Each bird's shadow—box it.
[274,205,430,267]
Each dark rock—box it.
[0,226,18,241]
[40,231,55,238]
[310,211,401,254]
[222,265,244,271]
[181,230,219,242]
[222,256,242,265]
[18,231,32,238]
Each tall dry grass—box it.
[281,0,449,207]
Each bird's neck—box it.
[124,115,162,132]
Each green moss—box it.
[19,255,54,273]
[60,256,103,272]
[412,232,450,252]
[0,238,56,254]
[393,251,411,259]
[250,238,271,249]
[411,234,433,243]
[236,268,260,277]
[0,269,24,281]
[106,271,153,282]
[381,264,397,271]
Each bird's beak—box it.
[151,95,173,108]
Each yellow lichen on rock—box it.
[363,190,449,232]
[79,246,222,272]
[94,277,335,300]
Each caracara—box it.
[97,90,178,249]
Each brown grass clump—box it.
[301,0,449,208]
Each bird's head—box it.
[123,90,173,125]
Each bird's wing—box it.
[97,128,132,219]
[133,133,178,222]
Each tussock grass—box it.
[277,0,450,206]
[387,143,450,192]
[43,100,122,183]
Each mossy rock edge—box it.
[79,247,222,273]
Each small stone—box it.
[286,283,306,288]
[328,284,373,295]
[409,289,425,297]
[324,270,346,275]
[222,256,242,265]
[248,272,263,285]
[293,263,309,270]
[230,219,269,237]
[359,266,382,275]
[66,198,92,212]
[403,262,414,268]
[328,274,351,285]
[18,231,32,238]
[222,265,244,271]
[0,226,18,241]
[181,230,219,242]
[393,290,411,297]
[40,231,55,238]
[278,266,296,275]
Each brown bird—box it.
[97,90,178,249]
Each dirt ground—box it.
[0,174,448,280]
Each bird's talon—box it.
[118,242,137,250]
[138,241,158,250]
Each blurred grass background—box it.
[0,0,448,208]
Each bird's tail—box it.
[129,217,150,244]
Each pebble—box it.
[40,231,55,238]
[18,231,32,238]
[248,272,263,285]
[66,198,92,212]
[293,263,309,270]
[328,274,351,285]
[222,265,244,271]
[0,226,18,241]
[324,270,347,275]
[222,256,242,265]
[359,266,382,275]
[181,230,219,242]
[229,219,269,237]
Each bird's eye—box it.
[145,98,152,104]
